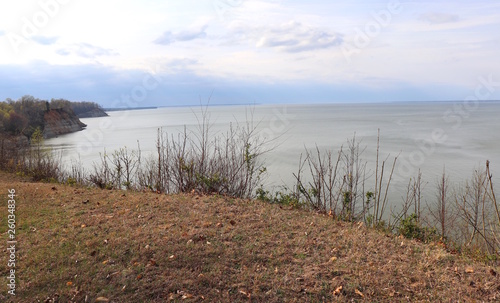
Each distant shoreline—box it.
[103,106,158,112]
[103,100,500,112]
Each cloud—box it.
[419,13,460,24]
[56,43,118,58]
[31,35,59,45]
[232,21,343,53]
[0,61,494,107]
[153,26,207,45]
[167,58,198,69]
[0,30,5,37]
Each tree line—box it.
[0,95,104,138]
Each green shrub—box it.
[398,214,438,243]
[256,186,303,209]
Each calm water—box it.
[46,102,500,209]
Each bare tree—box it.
[427,168,456,240]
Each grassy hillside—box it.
[0,172,499,302]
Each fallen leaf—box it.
[182,293,193,299]
[95,297,109,302]
[136,274,143,280]
[465,267,474,273]
[66,281,73,286]
[355,288,364,297]
[329,256,338,262]
[239,290,251,298]
[333,285,343,296]
[81,224,86,228]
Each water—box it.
[46,101,500,210]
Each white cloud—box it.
[32,35,58,45]
[153,26,208,45]
[231,21,343,53]
[1,0,500,103]
[56,43,118,58]
[419,13,460,24]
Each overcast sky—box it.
[1,0,499,107]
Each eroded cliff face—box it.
[43,109,87,139]
[76,107,108,118]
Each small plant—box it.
[256,186,303,209]
[66,177,77,186]
[256,186,271,202]
[398,213,438,243]
[341,190,353,221]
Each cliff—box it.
[43,109,87,138]
[76,107,108,118]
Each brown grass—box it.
[0,171,499,302]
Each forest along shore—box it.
[0,96,107,140]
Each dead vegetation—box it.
[0,172,499,302]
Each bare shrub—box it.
[369,130,398,228]
[22,128,61,181]
[391,170,425,231]
[89,150,113,189]
[97,105,268,198]
[293,146,343,212]
[455,162,500,255]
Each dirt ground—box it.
[0,172,499,302]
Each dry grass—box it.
[0,171,499,302]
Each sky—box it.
[1,0,500,107]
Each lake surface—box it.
[46,101,500,211]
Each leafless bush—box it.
[391,170,424,229]
[22,129,61,181]
[94,105,268,198]
[369,130,398,228]
[292,131,398,224]
[89,150,113,189]
[65,158,88,185]
[426,169,458,240]
[162,109,267,197]
[454,162,500,255]
[0,135,28,171]
[293,146,343,212]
